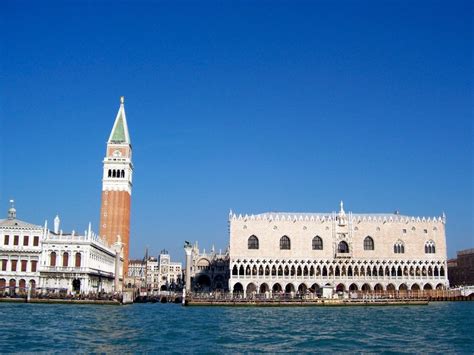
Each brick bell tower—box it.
[100,96,133,275]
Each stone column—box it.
[113,235,124,293]
[184,243,193,293]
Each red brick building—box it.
[448,248,474,287]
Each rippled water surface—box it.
[1,302,473,353]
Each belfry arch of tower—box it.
[99,96,133,275]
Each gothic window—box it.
[425,240,436,254]
[50,252,56,267]
[280,236,291,250]
[312,236,323,250]
[363,236,374,250]
[394,241,405,254]
[248,235,259,250]
[338,241,349,253]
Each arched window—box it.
[50,252,56,267]
[248,235,259,250]
[280,236,291,250]
[108,170,112,177]
[425,240,436,254]
[338,241,349,253]
[394,241,405,254]
[62,252,69,267]
[121,170,125,178]
[312,236,323,250]
[75,253,81,267]
[364,236,374,250]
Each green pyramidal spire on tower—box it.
[108,96,131,144]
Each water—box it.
[0,302,473,353]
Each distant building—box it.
[127,259,146,290]
[448,248,474,287]
[129,250,182,294]
[0,201,43,294]
[229,202,449,297]
[188,243,230,292]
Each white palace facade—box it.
[0,202,123,295]
[229,202,449,297]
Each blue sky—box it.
[1,0,472,260]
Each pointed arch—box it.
[312,236,323,250]
[425,240,436,254]
[363,236,374,250]
[248,235,259,250]
[338,241,349,253]
[280,236,291,250]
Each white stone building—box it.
[127,259,146,290]
[39,215,123,294]
[229,202,449,297]
[0,201,123,296]
[0,201,44,294]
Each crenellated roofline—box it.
[229,211,446,224]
